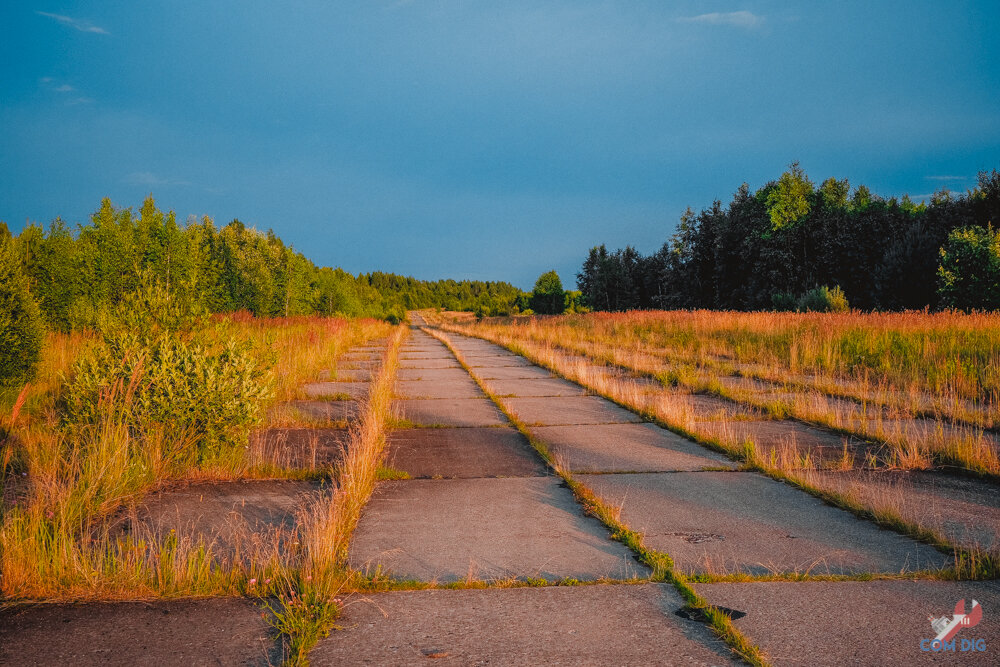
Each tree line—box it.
[2,196,525,334]
[576,166,1000,312]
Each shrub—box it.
[797,285,850,313]
[937,225,1000,311]
[770,292,798,311]
[0,228,45,386]
[61,280,274,466]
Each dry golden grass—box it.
[442,311,999,476]
[0,316,396,602]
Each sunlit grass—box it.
[440,310,999,476]
[0,315,394,603]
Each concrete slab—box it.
[804,469,1000,554]
[399,357,462,369]
[698,420,866,465]
[395,367,472,382]
[468,365,555,380]
[393,379,484,400]
[503,396,646,426]
[400,342,446,350]
[385,428,546,478]
[302,381,368,399]
[399,351,456,360]
[250,427,348,468]
[716,375,779,393]
[532,423,734,473]
[286,400,359,423]
[337,360,381,370]
[311,584,735,666]
[576,472,951,575]
[395,398,508,427]
[457,350,524,360]
[350,477,647,582]
[0,598,277,667]
[466,356,535,367]
[872,419,999,449]
[449,343,509,353]
[694,580,1000,666]
[688,395,764,420]
[125,480,321,554]
[341,353,382,362]
[321,367,371,382]
[481,377,588,397]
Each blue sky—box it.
[2,2,998,289]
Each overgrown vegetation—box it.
[937,224,1000,311]
[576,166,1000,312]
[0,285,394,601]
[438,311,999,571]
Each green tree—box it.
[764,162,814,230]
[819,177,850,209]
[530,270,566,315]
[0,226,45,385]
[937,225,1000,310]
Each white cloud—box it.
[924,175,967,181]
[66,97,95,106]
[36,11,109,34]
[53,84,75,93]
[677,11,763,29]
[126,172,190,187]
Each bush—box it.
[0,228,45,386]
[797,285,850,313]
[61,281,274,466]
[770,292,798,311]
[937,225,1000,311]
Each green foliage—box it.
[819,177,850,209]
[61,281,274,465]
[530,270,566,315]
[763,162,814,230]
[578,168,1000,312]
[937,225,1000,311]
[12,197,525,327]
[564,290,589,314]
[0,229,45,386]
[770,292,798,311]
[796,285,850,313]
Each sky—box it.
[2,2,999,289]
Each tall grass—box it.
[449,310,1000,427]
[271,324,405,664]
[0,315,393,601]
[445,312,999,476]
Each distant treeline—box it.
[3,196,524,329]
[577,166,1000,312]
